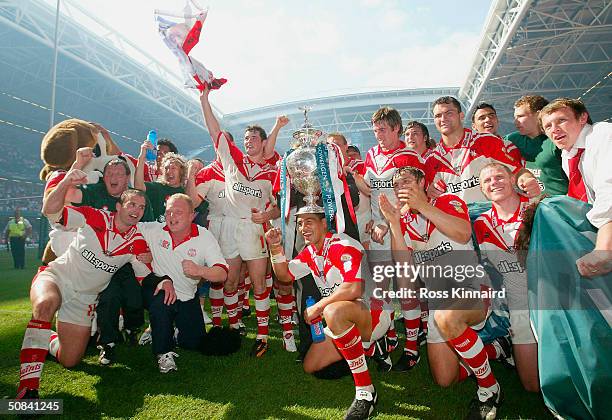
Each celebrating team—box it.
[15,88,611,420]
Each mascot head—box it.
[40,118,134,184]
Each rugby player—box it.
[474,163,539,392]
[16,170,152,399]
[381,166,503,420]
[266,207,391,420]
[199,87,281,357]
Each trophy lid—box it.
[292,106,323,147]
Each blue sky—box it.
[66,0,493,113]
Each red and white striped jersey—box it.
[44,171,77,258]
[425,129,524,203]
[288,232,364,298]
[364,143,423,223]
[44,170,66,192]
[420,148,434,160]
[213,132,276,219]
[348,158,366,176]
[195,160,226,218]
[473,196,530,276]
[400,194,473,263]
[266,151,282,167]
[46,206,150,294]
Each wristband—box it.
[270,253,287,264]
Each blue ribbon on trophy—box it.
[280,106,345,240]
[315,142,337,232]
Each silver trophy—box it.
[285,106,325,215]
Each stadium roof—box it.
[0,0,610,179]
[0,0,211,161]
[459,0,611,133]
[222,87,459,153]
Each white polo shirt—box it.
[138,222,228,301]
[560,122,612,228]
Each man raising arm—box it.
[16,173,152,399]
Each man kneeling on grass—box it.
[380,167,503,420]
[265,207,391,420]
[138,193,229,373]
[16,170,152,400]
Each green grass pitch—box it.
[0,249,552,419]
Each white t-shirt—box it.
[560,122,612,228]
[138,222,228,301]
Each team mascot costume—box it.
[39,118,136,264]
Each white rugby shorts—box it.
[33,268,98,327]
[220,217,268,261]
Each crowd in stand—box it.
[0,181,43,213]
[0,149,41,180]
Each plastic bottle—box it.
[305,295,326,343]
[146,129,158,162]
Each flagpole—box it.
[50,0,61,128]
[41,0,61,260]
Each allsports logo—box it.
[474,364,490,376]
[446,175,480,194]
[232,182,262,198]
[81,250,119,273]
[349,358,366,370]
[497,259,524,273]
[320,285,339,297]
[370,178,394,190]
[413,242,453,264]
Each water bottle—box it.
[306,295,326,343]
[146,129,157,162]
